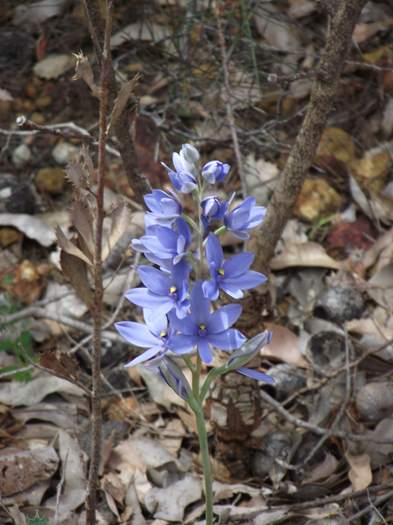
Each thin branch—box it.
[215,4,247,196]
[254,0,368,271]
[85,3,112,523]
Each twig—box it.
[0,306,122,343]
[259,389,392,445]
[254,0,368,271]
[348,488,393,523]
[85,3,112,523]
[215,3,247,196]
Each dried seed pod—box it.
[356,382,393,422]
[305,330,353,372]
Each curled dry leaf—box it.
[0,446,58,496]
[0,213,56,247]
[144,475,202,522]
[367,264,393,309]
[262,323,308,367]
[46,430,87,521]
[60,251,93,307]
[108,75,140,134]
[73,51,100,98]
[345,452,372,492]
[56,226,93,266]
[270,242,341,270]
[0,375,85,407]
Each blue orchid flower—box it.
[144,189,182,227]
[170,282,246,364]
[202,233,267,300]
[224,196,266,240]
[202,161,230,184]
[161,144,199,193]
[226,330,274,383]
[200,195,228,233]
[132,217,191,267]
[125,261,190,318]
[115,310,193,367]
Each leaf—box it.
[0,446,58,496]
[0,375,85,406]
[46,430,87,521]
[345,452,372,491]
[71,201,95,256]
[261,323,308,367]
[60,251,93,306]
[73,51,100,98]
[33,54,74,80]
[367,264,393,309]
[56,226,93,266]
[27,514,50,525]
[102,202,131,261]
[108,75,140,134]
[0,213,56,247]
[270,242,342,270]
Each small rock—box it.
[35,95,52,108]
[35,167,66,194]
[33,54,74,80]
[0,227,22,247]
[314,285,364,322]
[30,112,45,124]
[52,141,78,165]
[12,143,31,168]
[356,382,393,422]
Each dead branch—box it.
[254,0,368,271]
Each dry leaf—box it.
[254,4,302,52]
[144,475,202,522]
[0,213,56,247]
[367,264,393,309]
[270,242,341,270]
[295,177,344,221]
[46,430,87,520]
[56,226,93,266]
[108,75,140,134]
[13,0,67,27]
[316,127,356,165]
[345,452,372,491]
[0,446,58,496]
[60,251,93,306]
[102,202,132,261]
[262,323,308,367]
[71,201,95,256]
[0,375,85,407]
[73,51,100,98]
[111,22,171,48]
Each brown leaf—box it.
[40,349,84,386]
[0,446,58,496]
[73,51,100,97]
[108,75,140,134]
[345,452,372,491]
[71,201,95,256]
[102,202,131,261]
[60,250,93,306]
[56,226,93,266]
[270,242,342,270]
[262,323,308,367]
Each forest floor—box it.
[1,1,393,524]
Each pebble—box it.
[314,284,364,323]
[52,141,78,165]
[12,143,31,168]
[35,167,66,194]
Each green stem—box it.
[194,404,214,525]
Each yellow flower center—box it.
[160,330,167,338]
[218,268,225,276]
[169,286,177,294]
[199,324,206,331]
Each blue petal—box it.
[247,206,266,228]
[143,309,168,337]
[126,288,174,313]
[190,282,211,325]
[197,339,213,363]
[207,304,242,333]
[124,345,164,367]
[168,311,196,335]
[236,367,275,383]
[207,329,246,350]
[170,334,197,353]
[205,233,223,269]
[138,266,170,295]
[115,321,159,348]
[223,270,267,291]
[202,279,219,300]
[223,252,254,277]
[220,284,244,299]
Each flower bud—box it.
[202,161,230,184]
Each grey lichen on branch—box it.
[253,0,368,273]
